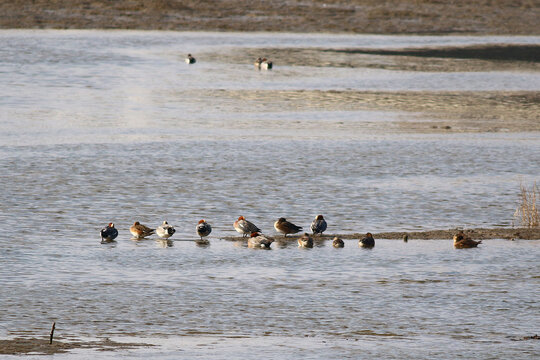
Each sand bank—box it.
[224,227,540,241]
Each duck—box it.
[254,57,263,69]
[261,58,273,70]
[185,54,196,64]
[298,233,314,248]
[130,221,154,239]
[274,217,302,237]
[359,232,375,248]
[403,234,409,243]
[100,223,118,243]
[156,221,176,239]
[453,231,482,249]
[196,219,212,240]
[234,216,261,237]
[332,237,344,248]
[310,214,327,235]
[248,232,274,249]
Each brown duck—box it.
[297,233,314,248]
[274,217,302,237]
[453,231,482,249]
[130,221,154,239]
[332,237,344,248]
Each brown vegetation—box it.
[514,182,540,228]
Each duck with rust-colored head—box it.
[100,223,118,243]
[248,232,274,249]
[310,214,327,235]
[298,233,314,248]
[332,237,344,248]
[274,217,302,237]
[156,221,176,239]
[261,58,273,69]
[130,221,154,239]
[196,219,212,240]
[453,231,482,249]
[234,216,261,238]
[359,232,375,248]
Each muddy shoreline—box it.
[0,337,153,355]
[1,0,539,35]
[223,227,540,241]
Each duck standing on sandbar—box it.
[156,221,176,239]
[310,215,327,235]
[234,216,261,237]
[130,221,154,239]
[196,219,212,240]
[274,217,302,237]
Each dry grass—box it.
[514,182,540,228]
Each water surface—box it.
[0,31,539,358]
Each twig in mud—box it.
[49,322,55,345]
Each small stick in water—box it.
[49,322,56,345]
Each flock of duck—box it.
[183,54,273,70]
[152,55,485,249]
[100,215,482,249]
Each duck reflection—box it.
[156,239,174,248]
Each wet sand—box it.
[220,44,540,72]
[224,227,540,241]
[1,0,539,35]
[200,89,540,133]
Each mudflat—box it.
[1,0,539,35]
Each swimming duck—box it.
[254,57,263,68]
[185,54,196,64]
[156,221,176,239]
[310,215,327,235]
[453,231,482,249]
[261,58,273,70]
[248,232,274,249]
[298,233,314,248]
[196,219,212,240]
[234,216,261,237]
[100,223,118,243]
[332,237,344,248]
[274,217,302,237]
[130,221,154,239]
[359,232,375,248]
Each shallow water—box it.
[0,31,539,358]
